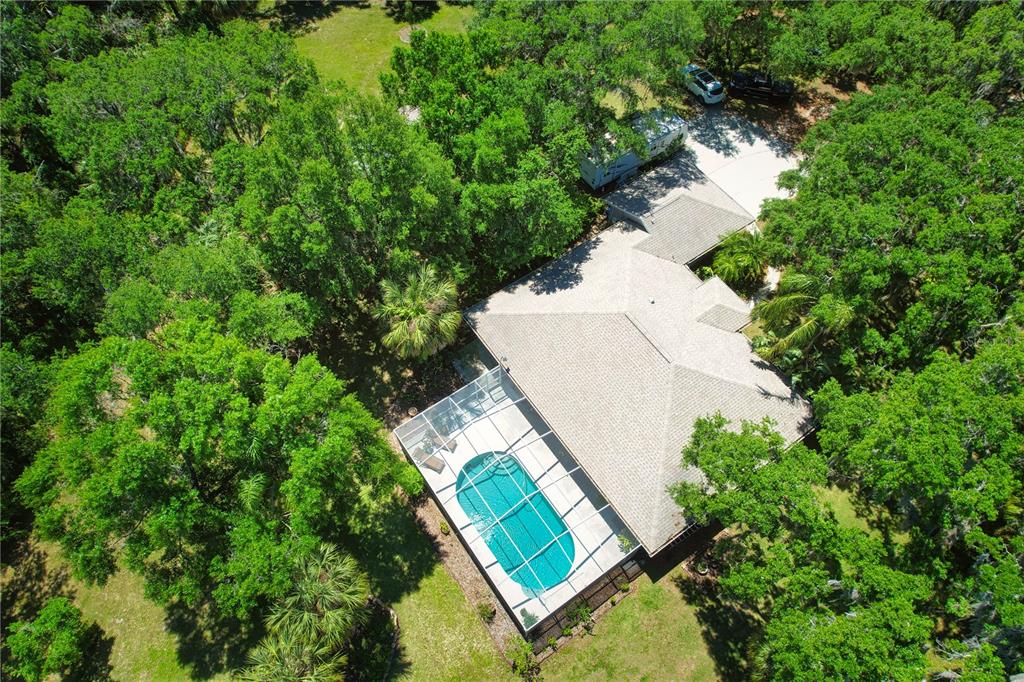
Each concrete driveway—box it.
[684,108,799,218]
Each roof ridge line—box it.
[649,362,690,544]
[649,188,754,225]
[672,361,801,409]
[622,312,673,366]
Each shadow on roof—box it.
[606,151,707,218]
[527,234,604,295]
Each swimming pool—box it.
[456,452,575,594]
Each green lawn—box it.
[293,2,474,95]
[391,564,516,681]
[815,484,910,546]
[0,541,230,682]
[65,561,227,681]
[542,574,724,682]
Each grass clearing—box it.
[815,484,910,546]
[293,2,474,95]
[542,573,722,682]
[391,563,516,681]
[63,561,219,681]
[0,540,229,682]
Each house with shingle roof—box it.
[394,153,812,634]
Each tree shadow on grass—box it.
[672,573,762,681]
[342,496,441,605]
[384,0,440,25]
[0,540,73,623]
[164,601,264,680]
[265,0,355,35]
[68,623,115,681]
[2,541,112,680]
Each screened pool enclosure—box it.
[394,366,639,631]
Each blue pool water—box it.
[456,452,575,594]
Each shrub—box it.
[519,608,538,629]
[616,533,634,554]
[561,626,573,637]
[567,603,592,627]
[6,598,91,682]
[547,636,558,651]
[507,636,539,680]
[565,602,595,634]
[477,601,496,623]
[439,520,451,535]
[617,579,631,593]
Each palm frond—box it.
[374,262,462,359]
[713,231,771,288]
[269,543,370,652]
[763,316,820,360]
[776,272,817,295]
[752,292,816,331]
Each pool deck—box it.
[394,367,638,630]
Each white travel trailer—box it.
[580,109,687,190]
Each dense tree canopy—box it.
[757,86,1023,388]
[45,21,311,215]
[672,415,934,680]
[384,30,592,282]
[815,333,1024,669]
[15,320,416,618]
[3,0,1022,678]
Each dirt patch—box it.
[397,24,423,43]
[722,77,858,149]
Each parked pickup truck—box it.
[728,70,795,101]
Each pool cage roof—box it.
[394,366,639,631]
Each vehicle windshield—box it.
[709,84,724,96]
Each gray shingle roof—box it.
[693,277,751,332]
[607,153,755,264]
[465,167,811,554]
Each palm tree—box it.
[374,263,461,360]
[239,544,369,682]
[712,230,773,293]
[269,543,370,651]
[752,272,853,360]
[238,634,343,682]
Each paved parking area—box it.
[684,108,799,218]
